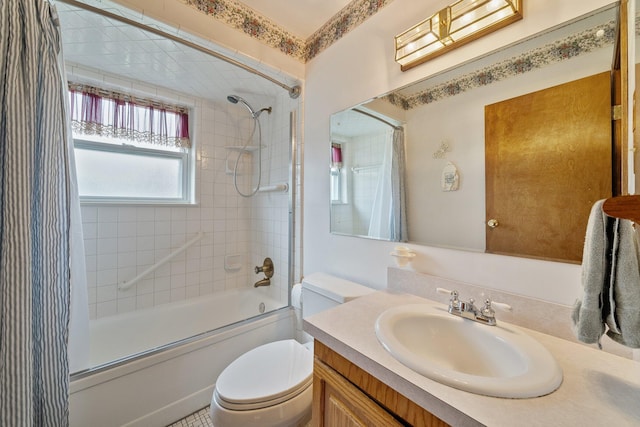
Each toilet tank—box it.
[301,273,375,318]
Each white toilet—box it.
[209,273,374,427]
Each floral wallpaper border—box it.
[181,0,394,62]
[385,20,618,111]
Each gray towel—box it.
[572,200,640,349]
[605,218,640,348]
[572,200,608,346]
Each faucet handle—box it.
[481,299,496,317]
[436,288,461,310]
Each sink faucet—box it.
[437,288,512,326]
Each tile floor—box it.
[168,406,313,427]
[168,406,212,427]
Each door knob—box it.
[487,219,499,229]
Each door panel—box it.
[485,72,612,263]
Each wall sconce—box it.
[395,0,523,71]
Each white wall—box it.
[303,0,617,306]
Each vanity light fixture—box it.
[395,0,523,71]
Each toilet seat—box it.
[214,339,313,411]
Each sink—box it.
[375,303,563,398]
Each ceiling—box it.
[238,0,353,39]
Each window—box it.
[74,138,188,202]
[330,142,347,204]
[69,83,193,204]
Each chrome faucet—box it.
[436,288,512,326]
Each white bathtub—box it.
[70,289,294,427]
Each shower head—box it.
[226,95,272,118]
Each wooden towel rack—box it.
[602,195,640,223]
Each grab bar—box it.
[351,164,381,173]
[119,232,204,290]
[257,183,289,193]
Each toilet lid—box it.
[215,339,313,409]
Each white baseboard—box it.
[124,385,214,427]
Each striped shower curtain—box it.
[1,0,83,425]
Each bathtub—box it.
[70,289,295,427]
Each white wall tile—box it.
[97,207,118,222]
[81,206,98,223]
[97,238,117,254]
[136,207,155,221]
[96,269,117,287]
[136,221,155,236]
[96,285,117,303]
[118,237,136,253]
[170,288,186,302]
[154,276,171,292]
[154,290,171,306]
[117,297,136,314]
[97,222,117,238]
[97,254,117,270]
[96,301,117,318]
[82,223,97,239]
[136,293,154,309]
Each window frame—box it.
[73,137,193,205]
[330,141,349,205]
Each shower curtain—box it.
[368,127,407,241]
[1,1,88,425]
[390,127,408,242]
[368,130,393,239]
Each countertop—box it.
[303,290,640,427]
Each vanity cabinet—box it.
[312,341,450,427]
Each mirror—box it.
[330,3,622,259]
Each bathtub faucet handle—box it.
[254,257,274,278]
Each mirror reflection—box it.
[330,3,621,262]
[330,109,406,241]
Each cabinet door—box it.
[313,359,402,427]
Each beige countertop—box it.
[303,290,640,427]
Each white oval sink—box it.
[375,304,563,398]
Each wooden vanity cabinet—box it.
[312,341,450,427]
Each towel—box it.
[605,218,640,348]
[572,200,609,346]
[572,200,640,349]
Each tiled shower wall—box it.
[70,65,299,319]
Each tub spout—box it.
[254,277,271,287]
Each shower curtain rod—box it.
[55,0,301,99]
[352,108,402,130]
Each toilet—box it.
[209,273,374,427]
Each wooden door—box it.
[485,72,612,263]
